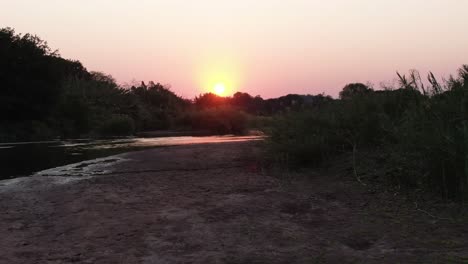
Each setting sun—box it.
[213,83,226,96]
[196,56,243,97]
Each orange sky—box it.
[2,0,468,98]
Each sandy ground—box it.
[1,141,467,263]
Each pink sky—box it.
[2,0,468,98]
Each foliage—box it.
[3,27,309,140]
[267,71,468,202]
[97,115,135,136]
[183,106,248,135]
[1,27,336,141]
[193,92,329,115]
[339,83,373,100]
[0,28,190,140]
[247,115,274,133]
[0,27,87,123]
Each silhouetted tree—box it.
[339,83,373,100]
[0,27,191,140]
[194,93,226,109]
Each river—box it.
[0,135,262,180]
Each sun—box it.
[197,58,242,97]
[213,83,226,96]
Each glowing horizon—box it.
[2,0,468,98]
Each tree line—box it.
[0,27,321,141]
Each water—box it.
[0,136,262,180]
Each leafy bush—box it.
[186,107,248,135]
[267,66,468,201]
[268,107,341,167]
[97,115,135,137]
[247,115,274,133]
[267,94,391,167]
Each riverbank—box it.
[0,141,467,263]
[0,135,263,179]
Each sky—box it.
[2,0,468,98]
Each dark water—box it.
[0,136,262,180]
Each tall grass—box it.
[267,66,468,201]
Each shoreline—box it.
[0,135,264,180]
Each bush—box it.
[266,66,468,201]
[0,121,57,142]
[267,95,390,168]
[97,115,135,137]
[186,107,248,135]
[247,115,274,133]
[268,107,341,167]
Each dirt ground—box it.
[1,141,467,263]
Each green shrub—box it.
[0,121,57,142]
[97,115,135,137]
[266,66,468,201]
[247,115,274,133]
[267,108,340,167]
[267,95,390,168]
[186,107,248,135]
